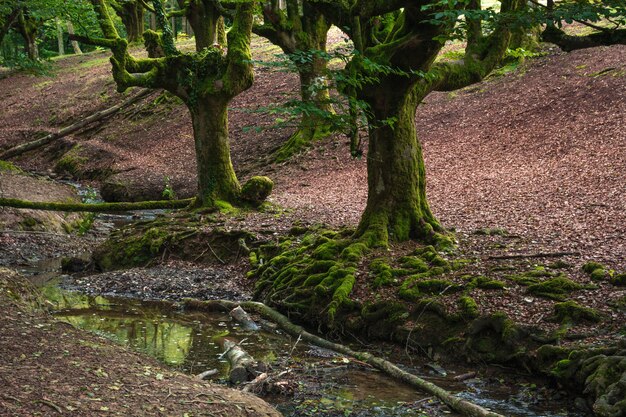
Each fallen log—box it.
[0,197,193,212]
[230,306,260,331]
[0,89,152,160]
[219,338,260,384]
[186,299,504,417]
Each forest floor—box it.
[0,31,625,416]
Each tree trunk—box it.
[273,58,333,162]
[66,22,82,54]
[356,83,443,246]
[119,2,144,42]
[56,18,65,56]
[190,99,241,206]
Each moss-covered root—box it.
[0,197,194,212]
[252,231,368,324]
[550,350,626,417]
[184,299,505,417]
[273,124,331,163]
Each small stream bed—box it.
[36,277,579,417]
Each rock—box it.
[240,176,273,206]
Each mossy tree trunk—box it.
[190,98,241,205]
[111,0,145,43]
[357,82,442,246]
[16,8,40,60]
[83,0,255,207]
[178,0,219,50]
[318,0,524,246]
[254,0,333,161]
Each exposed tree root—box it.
[0,197,194,212]
[185,299,505,417]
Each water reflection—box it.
[42,284,287,376]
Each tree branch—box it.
[0,198,194,213]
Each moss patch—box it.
[527,276,583,300]
[610,273,626,287]
[553,301,601,324]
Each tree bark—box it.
[356,83,442,246]
[190,99,241,206]
[56,18,65,56]
[220,338,258,384]
[66,22,82,54]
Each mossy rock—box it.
[240,176,274,206]
[527,276,583,300]
[553,301,602,324]
[610,273,626,287]
[399,256,429,272]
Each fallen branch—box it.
[488,251,580,260]
[229,306,260,331]
[219,338,260,384]
[0,89,152,160]
[195,369,219,380]
[0,197,193,212]
[185,299,504,417]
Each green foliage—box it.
[162,176,177,200]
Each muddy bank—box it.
[0,269,281,417]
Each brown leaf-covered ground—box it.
[0,34,625,416]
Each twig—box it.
[208,243,226,264]
[38,398,63,413]
[488,251,580,260]
[288,334,302,357]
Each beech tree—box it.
[109,0,145,42]
[307,0,526,247]
[253,0,334,161]
[81,0,256,206]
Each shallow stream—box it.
[36,278,580,417]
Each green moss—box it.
[610,273,626,287]
[589,268,606,281]
[553,301,601,324]
[19,216,39,229]
[370,258,395,288]
[249,251,258,267]
[341,242,368,263]
[474,227,508,236]
[240,176,274,206]
[466,275,505,290]
[399,256,429,272]
[582,261,605,274]
[527,276,583,300]
[0,160,22,172]
[56,145,88,178]
[458,296,479,319]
